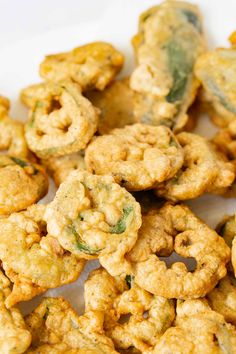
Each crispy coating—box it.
[0,205,85,307]
[212,119,236,160]
[207,275,236,326]
[0,271,31,353]
[155,132,235,200]
[86,78,137,134]
[130,1,205,131]
[85,124,184,191]
[39,42,124,91]
[195,46,236,127]
[42,152,85,187]
[24,80,98,158]
[0,155,48,215]
[25,297,118,353]
[0,95,29,158]
[150,299,236,354]
[128,204,230,299]
[45,170,142,276]
[84,268,175,352]
[232,235,236,277]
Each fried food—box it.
[39,42,124,91]
[128,204,230,299]
[45,170,141,276]
[150,299,236,354]
[130,1,205,131]
[0,270,31,353]
[0,155,48,215]
[207,275,236,326]
[0,95,29,158]
[24,80,98,158]
[25,297,119,353]
[85,124,184,191]
[212,119,236,160]
[195,40,236,127]
[0,204,85,308]
[84,268,175,352]
[86,78,137,134]
[155,132,235,200]
[42,152,85,187]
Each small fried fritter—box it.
[0,270,31,353]
[39,42,124,91]
[130,1,205,131]
[24,80,98,158]
[0,95,29,158]
[195,39,236,127]
[0,205,85,307]
[25,297,119,353]
[155,132,235,200]
[45,170,142,276]
[128,204,230,299]
[84,268,175,352]
[86,78,137,134]
[42,152,86,187]
[0,155,48,215]
[85,124,184,191]
[151,299,236,353]
[207,275,236,326]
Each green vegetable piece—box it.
[69,224,100,255]
[10,157,28,168]
[207,79,236,115]
[166,40,192,103]
[125,275,134,289]
[43,307,49,320]
[110,206,133,234]
[181,9,201,32]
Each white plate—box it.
[0,0,236,315]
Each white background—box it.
[0,0,235,49]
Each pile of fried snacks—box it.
[1,1,236,353]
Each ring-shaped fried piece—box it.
[85,124,184,191]
[155,132,235,200]
[84,268,175,353]
[0,205,85,308]
[0,271,31,353]
[207,275,236,326]
[130,1,205,131]
[0,155,48,215]
[39,42,124,91]
[195,46,236,127]
[0,95,29,158]
[128,204,230,299]
[150,299,236,354]
[25,81,98,158]
[44,171,142,276]
[25,297,119,353]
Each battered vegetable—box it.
[195,36,236,127]
[39,42,124,91]
[25,80,98,158]
[0,95,29,158]
[25,297,119,353]
[44,171,142,276]
[0,155,48,215]
[150,299,236,353]
[84,268,175,352]
[0,205,85,307]
[130,1,205,131]
[85,124,184,191]
[128,204,230,299]
[0,271,31,353]
[155,132,235,200]
[86,78,137,134]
